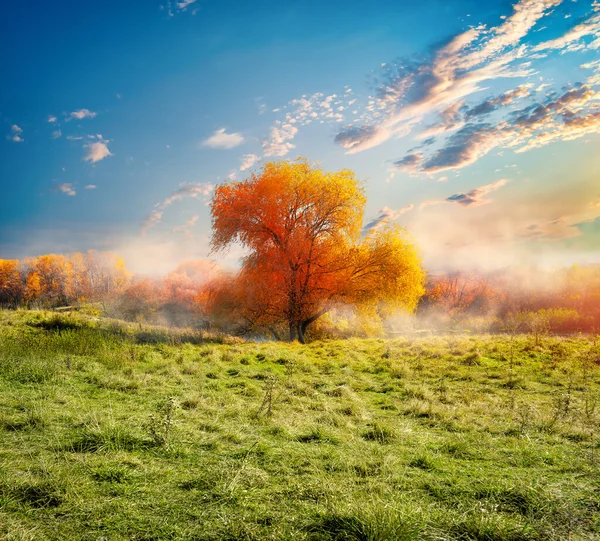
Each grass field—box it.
[0,309,599,540]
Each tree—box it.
[0,259,24,306]
[210,160,425,342]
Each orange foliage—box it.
[210,160,425,342]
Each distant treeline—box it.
[1,253,599,335]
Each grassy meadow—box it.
[0,309,599,540]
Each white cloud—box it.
[51,130,62,140]
[201,128,244,149]
[48,115,57,123]
[57,183,76,196]
[69,109,97,120]
[8,125,23,142]
[83,137,112,163]
[85,184,97,190]
[262,122,298,156]
[240,153,260,171]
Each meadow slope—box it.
[0,310,599,540]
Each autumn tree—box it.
[210,160,425,342]
[0,259,24,306]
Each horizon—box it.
[1,0,599,274]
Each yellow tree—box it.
[210,160,425,342]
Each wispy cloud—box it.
[85,184,97,190]
[163,0,198,16]
[173,215,199,239]
[240,153,260,171]
[202,128,244,149]
[56,183,76,196]
[51,129,62,140]
[324,0,600,175]
[8,124,23,142]
[534,11,600,52]
[362,204,414,234]
[334,0,556,154]
[47,115,57,123]
[141,183,214,235]
[446,179,510,207]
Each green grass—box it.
[0,309,599,540]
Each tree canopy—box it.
[209,160,425,342]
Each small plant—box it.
[255,376,279,418]
[146,396,180,449]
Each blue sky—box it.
[1,0,599,273]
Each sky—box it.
[1,0,599,274]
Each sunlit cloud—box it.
[334,0,557,154]
[56,183,76,196]
[446,179,510,207]
[69,109,97,120]
[202,128,244,149]
[47,115,57,123]
[534,11,600,53]
[362,204,414,234]
[262,122,298,156]
[83,136,112,163]
[240,153,260,171]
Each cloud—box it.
[56,183,76,196]
[446,179,510,207]
[140,210,164,235]
[202,128,244,149]
[69,109,97,120]
[465,85,531,118]
[518,215,581,240]
[263,92,350,157]
[335,125,392,152]
[51,130,62,140]
[262,122,298,156]
[85,184,97,190]
[534,12,600,52]
[240,153,260,171]
[141,183,214,235]
[394,79,600,174]
[83,137,112,163]
[48,115,57,123]
[418,102,465,139]
[362,204,414,234]
[173,215,199,239]
[333,0,556,153]
[420,124,510,173]
[393,152,424,174]
[163,0,198,16]
[8,124,23,142]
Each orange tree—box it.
[210,160,425,342]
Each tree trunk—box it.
[269,327,281,341]
[289,321,297,342]
[298,310,328,344]
[297,323,306,344]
